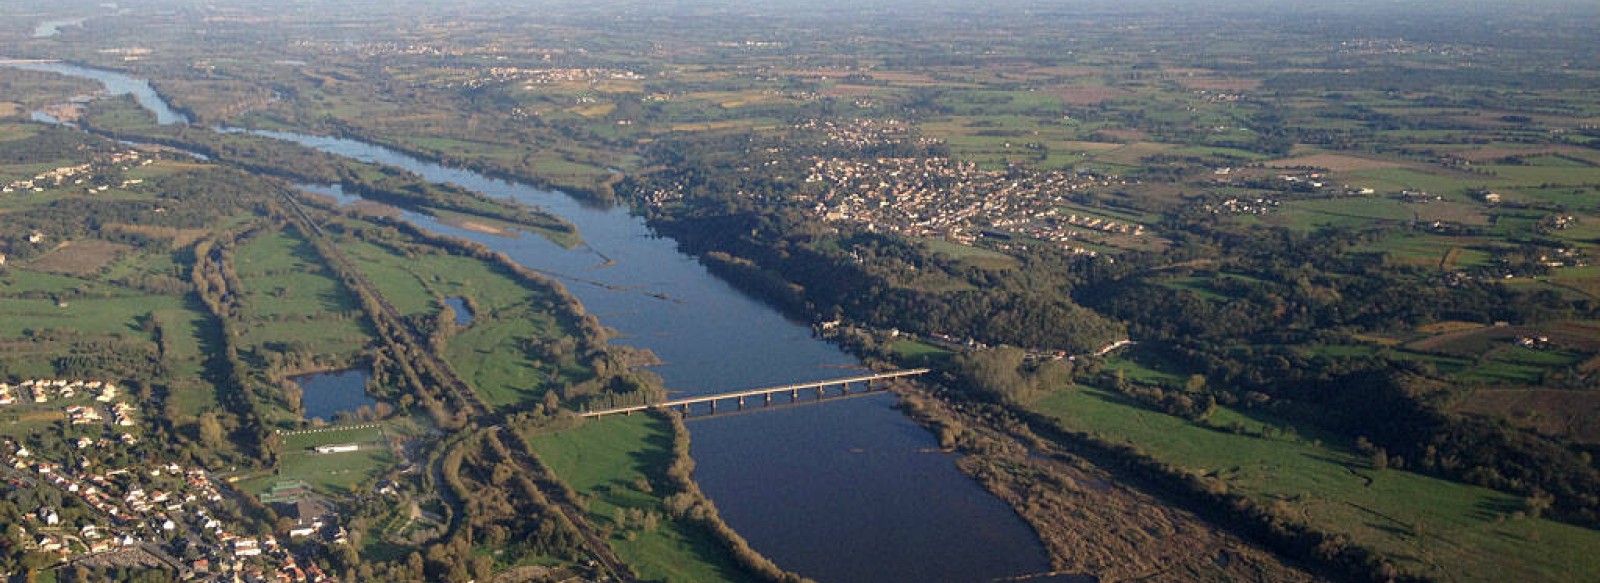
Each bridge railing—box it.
[579,368,930,418]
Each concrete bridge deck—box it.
[580,368,930,418]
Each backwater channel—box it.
[10,59,1067,583]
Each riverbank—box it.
[892,384,1325,582]
[523,413,809,583]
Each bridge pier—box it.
[738,396,746,410]
[791,388,798,401]
[765,393,772,406]
[710,399,717,413]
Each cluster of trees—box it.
[51,336,164,380]
[1103,370,1221,422]
[0,125,107,164]
[311,425,586,581]
[189,233,278,463]
[1083,224,1588,342]
[953,346,1074,405]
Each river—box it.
[0,60,190,125]
[8,60,1059,583]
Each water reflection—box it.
[289,369,378,422]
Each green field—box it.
[917,238,1020,270]
[1350,233,1496,270]
[445,315,581,408]
[0,268,126,298]
[1102,345,1196,387]
[336,238,437,315]
[333,229,589,409]
[233,229,374,359]
[250,447,394,497]
[1447,345,1589,385]
[888,339,954,366]
[1160,276,1238,302]
[281,424,389,450]
[340,237,525,317]
[239,425,393,497]
[1274,198,1417,230]
[151,305,225,416]
[1030,386,1600,582]
[100,246,185,283]
[0,291,184,339]
[529,416,747,583]
[1514,186,1600,212]
[1344,168,1496,200]
[1483,165,1600,187]
[1546,265,1600,299]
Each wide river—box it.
[10,60,1061,583]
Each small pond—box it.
[444,296,473,325]
[290,369,379,422]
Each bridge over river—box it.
[581,369,931,418]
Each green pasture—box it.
[889,339,954,366]
[232,229,373,358]
[0,293,183,339]
[1031,386,1600,583]
[917,238,1019,270]
[340,239,437,316]
[1273,198,1417,230]
[529,416,748,583]
[444,312,580,409]
[151,305,222,416]
[281,424,388,451]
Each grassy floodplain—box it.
[232,227,374,360]
[1028,383,1600,582]
[527,415,748,583]
[332,229,590,409]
